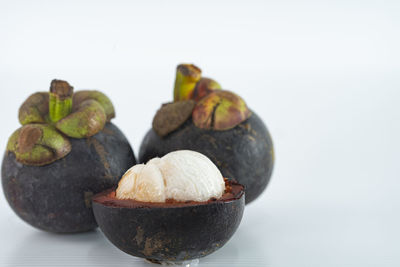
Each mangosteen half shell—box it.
[1,80,136,233]
[92,179,244,262]
[139,64,274,204]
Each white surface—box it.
[0,0,400,266]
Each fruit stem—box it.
[174,64,201,101]
[49,80,73,122]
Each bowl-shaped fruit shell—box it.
[92,180,245,262]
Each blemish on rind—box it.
[101,127,115,136]
[141,237,164,256]
[84,191,94,208]
[86,138,112,178]
[134,226,144,246]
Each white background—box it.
[1,0,400,266]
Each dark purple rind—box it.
[139,111,274,204]
[92,183,245,262]
[1,123,136,233]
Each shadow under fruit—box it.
[2,80,136,233]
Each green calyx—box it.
[153,64,250,137]
[173,64,221,102]
[192,90,251,131]
[55,99,106,138]
[11,79,115,166]
[6,124,71,166]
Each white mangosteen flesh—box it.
[116,150,225,202]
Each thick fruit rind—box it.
[92,180,245,262]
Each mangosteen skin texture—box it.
[92,190,245,262]
[2,123,136,233]
[139,112,273,204]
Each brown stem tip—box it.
[177,64,202,80]
[50,79,73,99]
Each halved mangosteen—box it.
[139,64,274,204]
[93,150,245,263]
[1,80,136,233]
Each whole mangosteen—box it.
[139,64,274,204]
[93,150,245,263]
[2,80,136,233]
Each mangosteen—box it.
[139,64,274,204]
[2,80,136,233]
[93,150,245,263]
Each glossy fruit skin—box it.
[1,123,136,233]
[92,187,245,262]
[139,111,274,204]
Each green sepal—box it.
[6,124,71,166]
[55,99,106,138]
[191,77,221,101]
[18,92,49,125]
[73,90,115,121]
[192,90,251,131]
[152,100,196,137]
